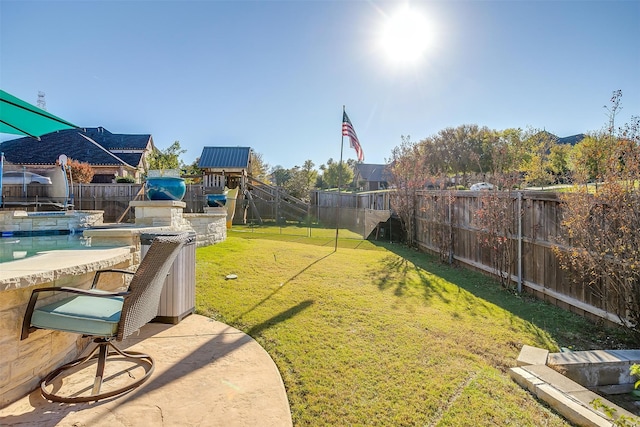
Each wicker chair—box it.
[20,232,190,403]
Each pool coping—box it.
[0,246,134,289]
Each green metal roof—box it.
[198,146,251,170]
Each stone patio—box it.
[0,314,293,427]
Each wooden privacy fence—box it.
[5,182,620,323]
[1,183,211,222]
[414,190,624,326]
[74,184,214,222]
[1,184,396,237]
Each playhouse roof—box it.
[198,146,252,171]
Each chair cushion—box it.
[31,291,124,338]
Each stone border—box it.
[0,210,104,234]
[510,345,639,426]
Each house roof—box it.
[0,127,151,168]
[532,131,585,146]
[81,127,152,151]
[557,134,585,145]
[198,146,252,170]
[354,163,390,182]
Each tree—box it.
[280,161,317,201]
[487,128,525,189]
[570,133,611,184]
[520,129,556,188]
[282,166,303,198]
[271,165,291,187]
[475,190,520,289]
[387,136,429,248]
[554,91,640,337]
[432,124,488,185]
[268,160,318,201]
[322,158,353,189]
[293,160,317,201]
[548,143,572,183]
[182,157,203,184]
[66,158,94,183]
[147,141,185,172]
[250,151,271,183]
[316,164,327,189]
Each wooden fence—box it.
[1,183,324,225]
[1,184,396,237]
[414,189,623,326]
[1,183,211,222]
[1,182,622,324]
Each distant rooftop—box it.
[0,127,152,167]
[534,130,586,146]
[556,134,586,145]
[354,163,391,182]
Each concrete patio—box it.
[0,314,293,427]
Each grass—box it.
[234,222,365,239]
[195,227,635,426]
[547,181,640,193]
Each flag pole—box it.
[335,106,345,252]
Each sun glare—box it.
[379,6,433,66]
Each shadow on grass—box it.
[375,254,451,305]
[248,300,315,337]
[232,252,332,323]
[371,241,635,350]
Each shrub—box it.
[66,159,94,184]
[554,92,640,337]
[116,176,135,183]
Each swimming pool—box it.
[0,234,90,263]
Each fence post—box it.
[276,188,280,224]
[517,191,523,293]
[448,191,453,265]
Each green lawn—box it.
[195,229,633,426]
[232,222,365,240]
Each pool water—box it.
[0,234,90,264]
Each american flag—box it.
[342,111,364,162]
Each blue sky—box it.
[1,0,638,169]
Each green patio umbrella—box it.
[0,89,77,140]
[0,89,78,205]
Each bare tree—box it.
[388,136,427,247]
[474,190,520,289]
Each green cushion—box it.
[31,291,124,338]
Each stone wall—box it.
[0,247,133,407]
[183,207,226,247]
[87,204,227,249]
[0,210,104,234]
[130,200,190,228]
